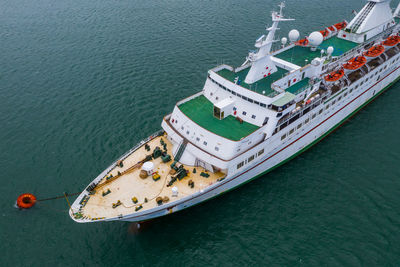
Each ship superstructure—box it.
[70,0,400,223]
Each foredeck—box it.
[178,95,259,141]
[216,66,288,96]
[275,36,358,66]
[74,135,225,221]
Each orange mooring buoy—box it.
[16,193,37,209]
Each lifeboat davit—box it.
[343,56,367,72]
[324,68,345,83]
[328,25,336,32]
[296,38,309,46]
[363,45,385,59]
[382,35,400,48]
[320,29,329,39]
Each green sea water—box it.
[1,0,400,265]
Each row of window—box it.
[237,149,265,169]
[274,97,324,135]
[274,52,399,135]
[279,72,381,141]
[208,76,267,108]
[180,125,222,151]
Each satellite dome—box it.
[327,46,334,55]
[281,37,288,45]
[308,31,324,46]
[142,161,154,174]
[289,29,300,42]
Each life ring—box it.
[16,193,37,209]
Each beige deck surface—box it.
[80,134,225,219]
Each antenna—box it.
[278,2,285,16]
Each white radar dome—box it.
[288,29,300,42]
[281,37,288,45]
[308,31,324,46]
[142,161,154,175]
[327,46,334,55]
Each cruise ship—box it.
[70,0,400,223]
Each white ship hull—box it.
[99,63,400,223]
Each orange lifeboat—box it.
[324,69,345,83]
[320,29,329,39]
[328,25,336,32]
[382,35,400,48]
[16,193,37,209]
[296,38,309,46]
[363,45,385,59]
[334,21,347,30]
[343,56,367,72]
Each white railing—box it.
[210,64,234,73]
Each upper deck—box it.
[216,66,288,97]
[275,37,358,66]
[178,95,259,141]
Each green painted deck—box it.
[275,36,358,66]
[286,78,310,94]
[178,95,259,141]
[217,67,288,97]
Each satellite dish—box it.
[289,29,300,42]
[308,31,324,47]
[281,37,288,45]
[327,46,334,55]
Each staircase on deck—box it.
[351,2,375,33]
[174,139,188,162]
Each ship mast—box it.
[244,2,294,84]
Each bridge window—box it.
[237,162,244,169]
[248,155,255,162]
